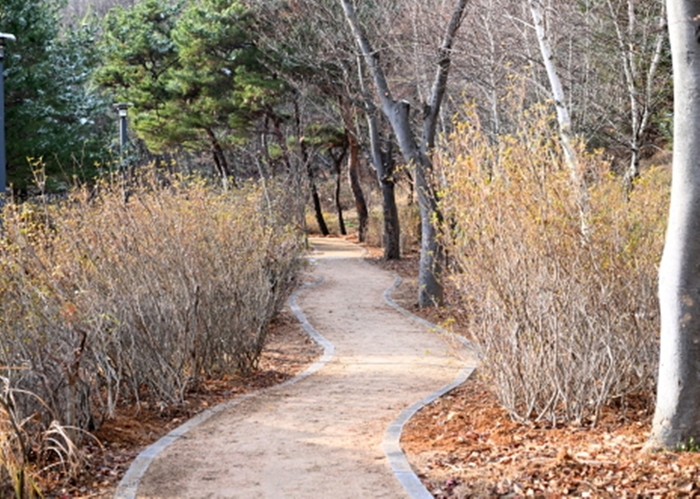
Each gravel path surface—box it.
[121,237,472,498]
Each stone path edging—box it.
[113,278,332,499]
[114,247,477,499]
[380,274,477,498]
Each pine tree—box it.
[95,0,288,179]
[0,0,110,192]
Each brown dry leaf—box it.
[402,376,700,498]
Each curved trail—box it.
[122,237,474,498]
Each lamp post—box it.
[0,32,16,200]
[113,102,132,157]
[113,102,133,203]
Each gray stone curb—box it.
[112,242,477,499]
[113,277,332,499]
[381,273,478,499]
[383,274,478,352]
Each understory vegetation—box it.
[0,0,684,493]
[0,172,303,495]
[439,104,668,426]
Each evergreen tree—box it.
[95,0,184,150]
[0,0,110,192]
[95,0,288,178]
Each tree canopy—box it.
[0,0,110,191]
[95,0,289,178]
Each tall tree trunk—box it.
[340,97,368,242]
[367,104,400,260]
[346,128,367,242]
[379,144,401,259]
[340,0,468,306]
[205,127,233,190]
[333,153,347,236]
[361,59,401,259]
[307,160,329,236]
[646,0,700,450]
[302,132,329,236]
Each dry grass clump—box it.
[0,378,42,498]
[0,172,303,492]
[439,104,668,426]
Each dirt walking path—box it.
[116,237,474,498]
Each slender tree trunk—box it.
[302,131,329,236]
[346,129,368,242]
[367,105,401,259]
[338,97,368,242]
[307,160,329,236]
[340,0,468,306]
[333,154,347,236]
[360,58,400,259]
[291,96,328,235]
[646,0,700,450]
[528,0,589,233]
[607,0,667,190]
[205,127,233,190]
[528,0,578,171]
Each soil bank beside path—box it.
[130,237,472,498]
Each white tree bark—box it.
[647,0,700,450]
[528,0,590,233]
[607,0,666,187]
[528,0,578,171]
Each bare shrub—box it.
[63,0,138,20]
[0,374,101,495]
[0,171,303,441]
[0,378,43,498]
[439,103,667,425]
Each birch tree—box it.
[528,0,590,233]
[646,0,700,450]
[605,0,667,187]
[528,0,578,171]
[339,0,469,306]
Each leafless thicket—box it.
[440,102,666,425]
[0,173,303,441]
[63,0,137,20]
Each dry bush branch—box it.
[0,170,304,491]
[439,101,666,425]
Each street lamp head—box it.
[113,102,133,117]
[0,33,16,60]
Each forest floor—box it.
[41,236,699,498]
[370,249,700,498]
